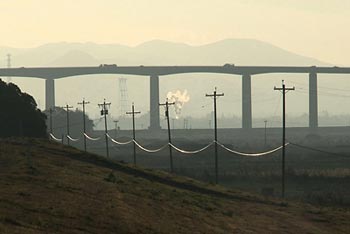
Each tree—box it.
[0,79,47,137]
[43,107,94,138]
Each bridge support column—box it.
[242,74,252,129]
[309,72,318,129]
[149,75,161,130]
[45,79,55,110]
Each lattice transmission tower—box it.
[119,78,129,117]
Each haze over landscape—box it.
[1,1,350,233]
[1,0,350,65]
[1,39,350,129]
[1,1,350,128]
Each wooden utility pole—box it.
[98,99,111,158]
[113,120,119,138]
[78,98,90,152]
[159,99,175,172]
[274,80,295,198]
[49,108,53,134]
[183,119,188,129]
[126,103,141,165]
[264,120,267,147]
[63,104,74,146]
[206,87,224,184]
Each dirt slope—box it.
[0,138,349,234]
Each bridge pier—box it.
[45,79,55,110]
[242,74,252,129]
[149,75,161,130]
[309,72,318,129]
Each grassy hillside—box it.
[0,138,349,234]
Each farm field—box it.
[1,138,350,233]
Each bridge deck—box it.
[0,65,350,79]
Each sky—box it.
[0,0,350,65]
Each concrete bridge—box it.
[1,65,350,130]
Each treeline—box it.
[0,79,47,137]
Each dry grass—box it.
[0,138,349,234]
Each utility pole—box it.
[98,99,111,158]
[206,87,224,184]
[113,120,119,138]
[264,120,267,147]
[63,104,74,146]
[183,119,188,129]
[126,103,141,166]
[274,80,295,198]
[49,108,53,134]
[78,98,90,152]
[159,98,175,173]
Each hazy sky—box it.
[1,0,349,64]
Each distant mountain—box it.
[192,38,328,66]
[47,50,99,66]
[0,39,329,67]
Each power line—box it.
[288,142,349,159]
[51,117,103,131]
[295,88,350,98]
[290,80,350,93]
[290,82,350,98]
[272,93,282,116]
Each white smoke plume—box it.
[166,90,190,119]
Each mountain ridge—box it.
[0,38,329,67]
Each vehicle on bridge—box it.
[99,64,117,68]
[223,63,235,68]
